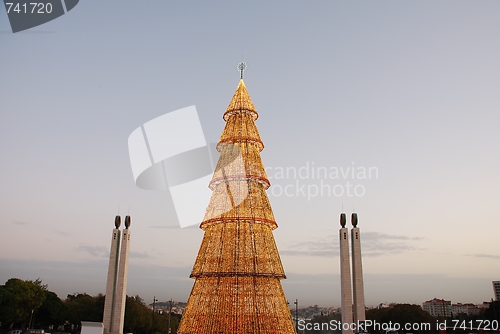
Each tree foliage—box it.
[366,304,436,332]
[65,293,104,326]
[124,296,151,334]
[123,296,180,334]
[484,301,500,321]
[0,278,46,329]
[36,290,67,329]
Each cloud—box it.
[13,221,29,225]
[76,245,108,257]
[280,249,335,257]
[282,272,495,306]
[149,225,198,229]
[469,253,500,260]
[362,232,423,241]
[281,231,424,257]
[0,257,192,302]
[130,251,153,259]
[76,246,153,259]
[0,258,494,306]
[53,231,71,237]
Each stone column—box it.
[339,213,353,334]
[111,216,131,334]
[103,216,121,334]
[351,213,366,333]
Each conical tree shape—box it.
[178,79,295,334]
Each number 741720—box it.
[5,2,53,14]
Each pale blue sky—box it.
[0,1,498,307]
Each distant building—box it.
[292,305,338,319]
[149,301,187,315]
[451,303,468,316]
[451,303,482,316]
[466,304,482,316]
[479,301,491,309]
[423,298,452,317]
[493,281,500,301]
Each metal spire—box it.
[237,61,247,79]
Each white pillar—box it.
[103,217,121,334]
[339,213,353,334]
[351,213,366,332]
[112,216,131,334]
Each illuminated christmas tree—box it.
[177,64,295,334]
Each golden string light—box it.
[177,78,295,334]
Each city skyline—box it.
[0,1,499,307]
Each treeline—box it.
[366,304,435,332]
[0,278,180,334]
[366,303,500,332]
[302,302,500,334]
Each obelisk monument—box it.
[103,216,131,334]
[339,212,353,334]
[351,213,366,332]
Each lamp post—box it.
[152,296,158,334]
[294,299,299,334]
[28,309,34,329]
[168,298,172,334]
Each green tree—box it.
[36,290,67,329]
[168,313,181,334]
[307,311,342,333]
[0,278,46,329]
[484,301,500,321]
[123,296,181,334]
[366,304,436,333]
[0,284,16,329]
[124,295,152,334]
[65,293,104,327]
